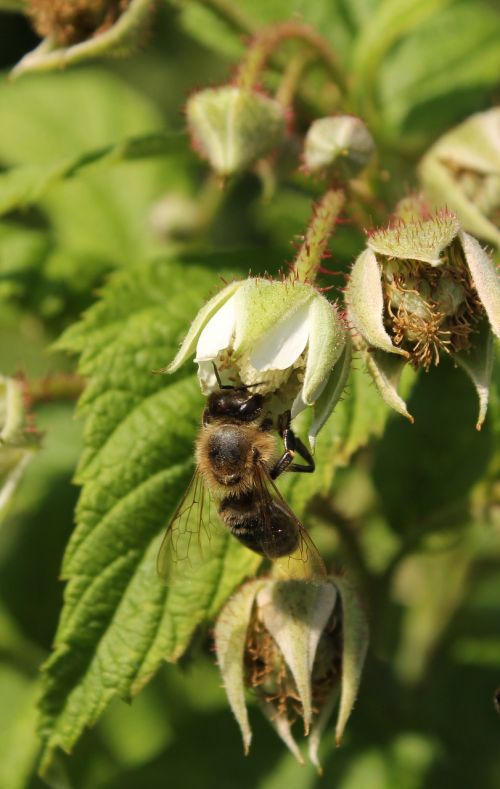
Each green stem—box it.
[275,50,314,109]
[292,188,345,283]
[236,21,347,95]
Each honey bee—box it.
[157,372,326,582]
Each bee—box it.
[157,372,326,582]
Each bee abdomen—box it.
[218,492,298,558]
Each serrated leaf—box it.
[38,258,261,772]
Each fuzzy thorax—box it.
[196,421,276,496]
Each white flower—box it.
[167,277,350,445]
[214,575,369,772]
[345,208,500,428]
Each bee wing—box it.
[253,462,327,581]
[157,469,221,585]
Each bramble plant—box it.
[0,2,499,788]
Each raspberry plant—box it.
[0,2,499,787]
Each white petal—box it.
[346,248,406,355]
[214,580,265,755]
[168,280,241,372]
[250,302,310,371]
[196,360,218,395]
[460,231,500,338]
[308,339,352,449]
[195,293,237,361]
[302,296,346,405]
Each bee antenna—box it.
[212,362,223,388]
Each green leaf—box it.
[377,2,500,141]
[351,0,453,104]
[373,358,494,533]
[173,0,368,71]
[0,666,40,789]
[38,257,260,772]
[0,131,185,217]
[0,67,189,318]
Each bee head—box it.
[205,388,264,423]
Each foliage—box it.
[0,1,498,787]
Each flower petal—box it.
[195,293,238,361]
[419,156,500,249]
[301,297,346,405]
[258,701,304,765]
[257,580,337,735]
[454,321,494,430]
[346,249,406,355]
[365,349,414,423]
[250,301,311,371]
[234,279,313,362]
[332,576,369,746]
[214,580,265,754]
[460,231,500,338]
[308,338,352,448]
[167,281,241,372]
[308,686,339,773]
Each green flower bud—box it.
[14,0,154,77]
[346,209,500,428]
[165,276,349,446]
[303,115,375,179]
[419,108,500,248]
[186,86,286,177]
[214,575,368,771]
[0,376,40,521]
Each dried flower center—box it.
[244,611,341,725]
[381,239,484,370]
[27,0,130,46]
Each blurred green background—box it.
[0,1,499,787]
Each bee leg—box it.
[270,411,315,479]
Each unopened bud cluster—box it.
[186,86,286,177]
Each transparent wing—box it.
[253,462,327,581]
[157,469,222,585]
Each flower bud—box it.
[214,575,368,771]
[165,276,350,446]
[346,208,500,428]
[186,86,286,177]
[419,108,500,248]
[303,115,375,179]
[15,0,155,77]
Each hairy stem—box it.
[25,373,85,405]
[236,21,347,95]
[292,188,345,283]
